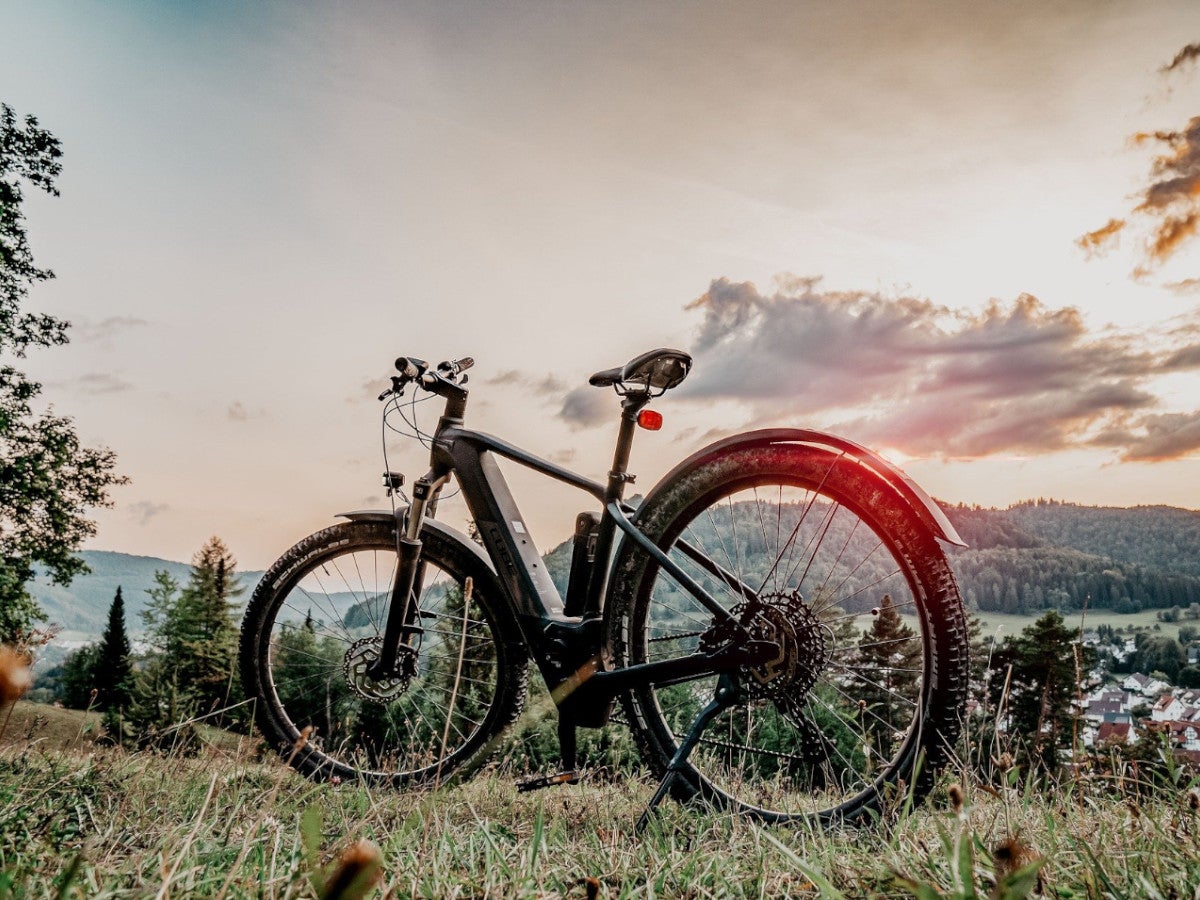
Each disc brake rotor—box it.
[343,636,417,701]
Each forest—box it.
[941,500,1200,614]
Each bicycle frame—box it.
[365,389,767,733]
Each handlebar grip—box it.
[438,357,475,376]
[395,356,426,379]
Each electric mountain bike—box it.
[239,349,969,825]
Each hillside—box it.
[544,500,1200,619]
[942,501,1200,615]
[26,500,1200,643]
[28,551,262,636]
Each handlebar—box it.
[380,355,474,402]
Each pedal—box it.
[515,770,581,793]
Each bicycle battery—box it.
[563,511,600,617]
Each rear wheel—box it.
[607,444,967,823]
[239,519,528,785]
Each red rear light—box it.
[637,409,663,431]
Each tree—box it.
[855,594,921,752]
[57,643,100,710]
[1131,635,1186,682]
[94,586,133,711]
[0,103,125,645]
[138,538,243,723]
[175,537,244,714]
[989,610,1091,774]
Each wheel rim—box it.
[633,475,931,819]
[260,539,504,781]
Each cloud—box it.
[228,401,249,421]
[486,369,611,427]
[1166,277,1200,296]
[70,316,149,343]
[486,370,567,396]
[1075,218,1125,257]
[559,386,611,429]
[1082,44,1200,274]
[47,372,135,394]
[1162,42,1200,74]
[1118,412,1200,461]
[677,277,1200,460]
[128,501,169,524]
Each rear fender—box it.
[641,428,965,547]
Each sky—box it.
[3,0,1200,568]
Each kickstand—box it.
[636,674,740,832]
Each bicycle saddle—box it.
[589,348,693,391]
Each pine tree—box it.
[133,538,244,733]
[989,610,1092,774]
[175,537,244,715]
[855,594,921,752]
[94,586,132,711]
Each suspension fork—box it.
[367,471,448,679]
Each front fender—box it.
[643,428,965,547]
[336,508,501,571]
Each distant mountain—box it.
[941,501,1200,615]
[29,551,263,637]
[28,500,1200,641]
[1002,501,1200,577]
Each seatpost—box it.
[583,392,649,617]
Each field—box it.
[853,607,1190,645]
[3,701,1200,898]
[973,609,1189,641]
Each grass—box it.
[3,704,1200,898]
[855,608,1192,644]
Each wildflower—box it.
[319,839,382,900]
[0,645,33,707]
[947,783,965,816]
[992,834,1041,888]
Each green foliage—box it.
[4,731,1200,897]
[56,643,99,710]
[1178,665,1200,688]
[943,502,1200,616]
[1130,635,1187,681]
[0,103,126,645]
[128,538,244,741]
[94,587,133,711]
[856,594,920,750]
[988,611,1091,774]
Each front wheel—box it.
[607,444,968,824]
[239,519,528,786]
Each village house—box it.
[1096,721,1133,745]
[1151,693,1185,722]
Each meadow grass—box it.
[3,702,1200,898]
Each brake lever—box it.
[378,375,406,401]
